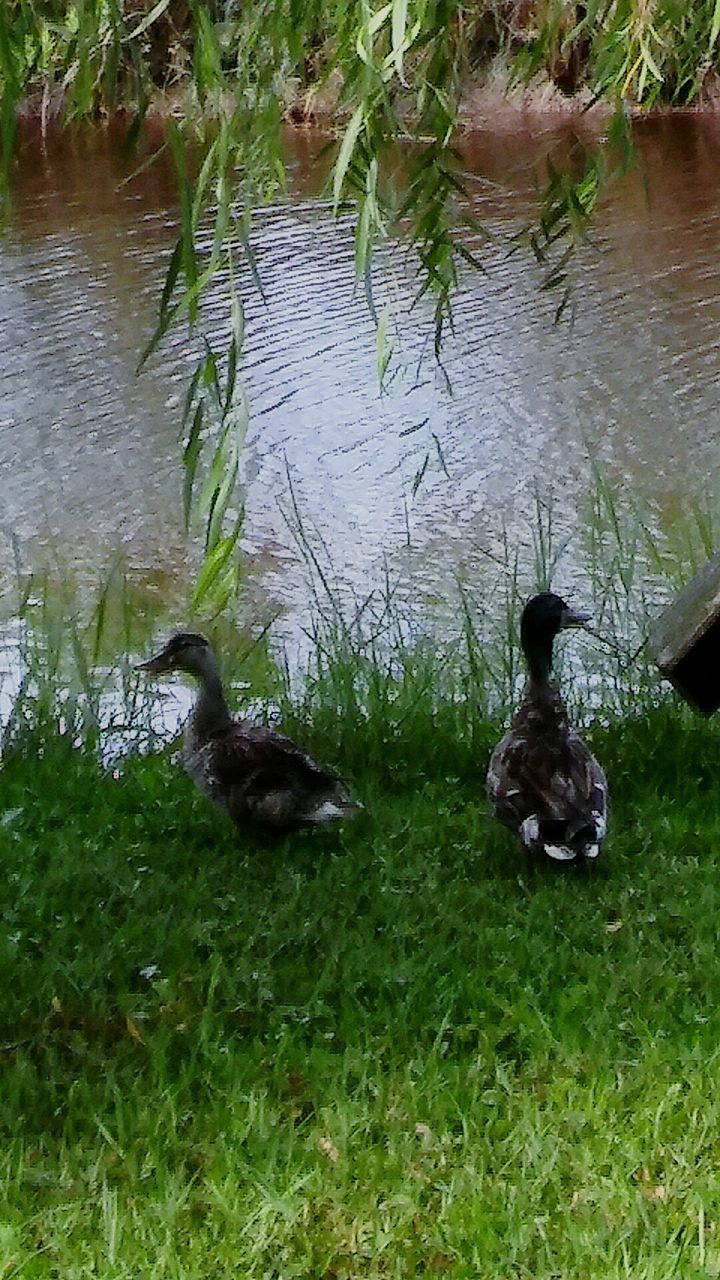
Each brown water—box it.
[1,117,720,645]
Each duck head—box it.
[520,592,591,682]
[138,632,216,679]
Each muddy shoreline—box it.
[15,58,720,146]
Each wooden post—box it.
[650,550,720,714]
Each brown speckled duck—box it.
[486,593,607,863]
[139,632,361,832]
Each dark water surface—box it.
[1,117,719,646]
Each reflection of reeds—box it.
[1,558,158,756]
[0,543,287,758]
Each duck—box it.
[486,592,607,863]
[138,632,361,832]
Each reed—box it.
[1,470,714,762]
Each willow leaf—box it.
[183,403,204,529]
[376,303,393,385]
[124,0,173,42]
[333,103,364,212]
[369,4,392,37]
[159,237,183,317]
[205,452,239,552]
[355,199,371,277]
[193,521,242,608]
[712,0,720,48]
[224,337,238,417]
[168,122,198,322]
[391,0,409,83]
[192,135,220,235]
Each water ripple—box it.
[1,120,720,636]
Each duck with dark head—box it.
[486,592,607,863]
[139,632,361,833]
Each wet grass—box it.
[3,648,720,1276]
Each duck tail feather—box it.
[304,796,363,824]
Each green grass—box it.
[3,681,720,1277]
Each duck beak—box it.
[560,607,592,629]
[136,649,173,676]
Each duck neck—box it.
[523,634,554,687]
[191,657,232,739]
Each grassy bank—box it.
[3,613,720,1275]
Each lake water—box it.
[1,115,719,668]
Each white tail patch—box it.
[307,799,359,823]
[544,844,577,862]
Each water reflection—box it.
[1,116,719,649]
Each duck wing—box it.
[487,718,607,857]
[209,721,342,786]
[205,721,354,828]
